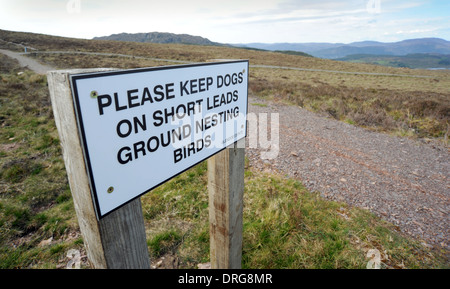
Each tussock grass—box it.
[0,63,82,268]
[241,171,447,269]
[141,166,447,269]
[249,68,450,141]
[31,53,173,70]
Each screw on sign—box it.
[48,61,248,269]
[70,61,248,218]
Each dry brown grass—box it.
[249,71,449,139]
[250,67,450,94]
[0,54,21,73]
[2,29,449,140]
[30,53,172,70]
[2,29,445,75]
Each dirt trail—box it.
[0,49,53,74]
[2,49,448,250]
[247,97,449,250]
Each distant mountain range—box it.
[94,32,222,46]
[93,32,450,68]
[235,38,450,59]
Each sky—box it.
[0,0,449,44]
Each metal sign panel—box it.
[70,61,248,218]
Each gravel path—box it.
[0,49,53,74]
[247,96,449,250]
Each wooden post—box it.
[47,69,150,269]
[208,138,245,269]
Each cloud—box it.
[0,0,448,43]
[276,0,363,11]
[207,0,370,30]
[395,29,436,34]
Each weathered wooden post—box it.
[208,138,245,269]
[47,60,248,270]
[47,69,150,269]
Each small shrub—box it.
[148,230,182,257]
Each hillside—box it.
[314,38,450,59]
[2,29,447,78]
[338,53,450,69]
[94,32,222,46]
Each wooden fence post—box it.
[47,69,150,269]
[208,138,245,269]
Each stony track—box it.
[247,97,449,250]
[0,49,53,74]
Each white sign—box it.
[70,61,249,218]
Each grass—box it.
[0,56,83,268]
[141,165,448,269]
[249,68,450,141]
[0,30,449,268]
[338,53,450,69]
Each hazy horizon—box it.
[0,0,449,44]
